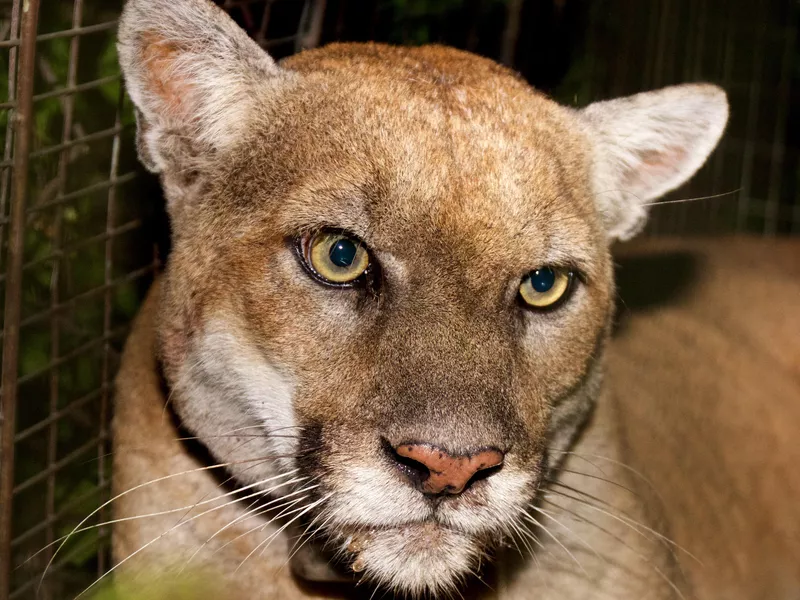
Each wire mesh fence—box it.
[0,0,797,598]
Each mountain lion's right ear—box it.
[118,0,289,173]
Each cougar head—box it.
[118,0,727,595]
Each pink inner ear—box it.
[142,34,194,119]
[624,146,689,194]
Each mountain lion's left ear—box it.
[580,84,728,241]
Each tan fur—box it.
[607,236,800,600]
[109,1,797,597]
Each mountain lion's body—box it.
[109,0,799,597]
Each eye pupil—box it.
[328,238,358,267]
[530,268,556,293]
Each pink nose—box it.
[392,443,505,495]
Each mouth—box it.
[291,511,496,597]
[337,516,475,548]
[285,441,541,595]
[333,520,486,595]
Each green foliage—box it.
[89,572,225,600]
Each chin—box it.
[336,521,486,597]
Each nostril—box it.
[382,438,431,485]
[466,462,503,486]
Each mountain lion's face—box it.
[118,0,727,595]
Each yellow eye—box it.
[305,231,370,284]
[519,267,573,309]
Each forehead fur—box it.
[282,42,538,99]
[196,43,603,279]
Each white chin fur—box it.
[349,523,482,597]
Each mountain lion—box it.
[105,0,800,598]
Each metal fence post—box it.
[0,0,41,596]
